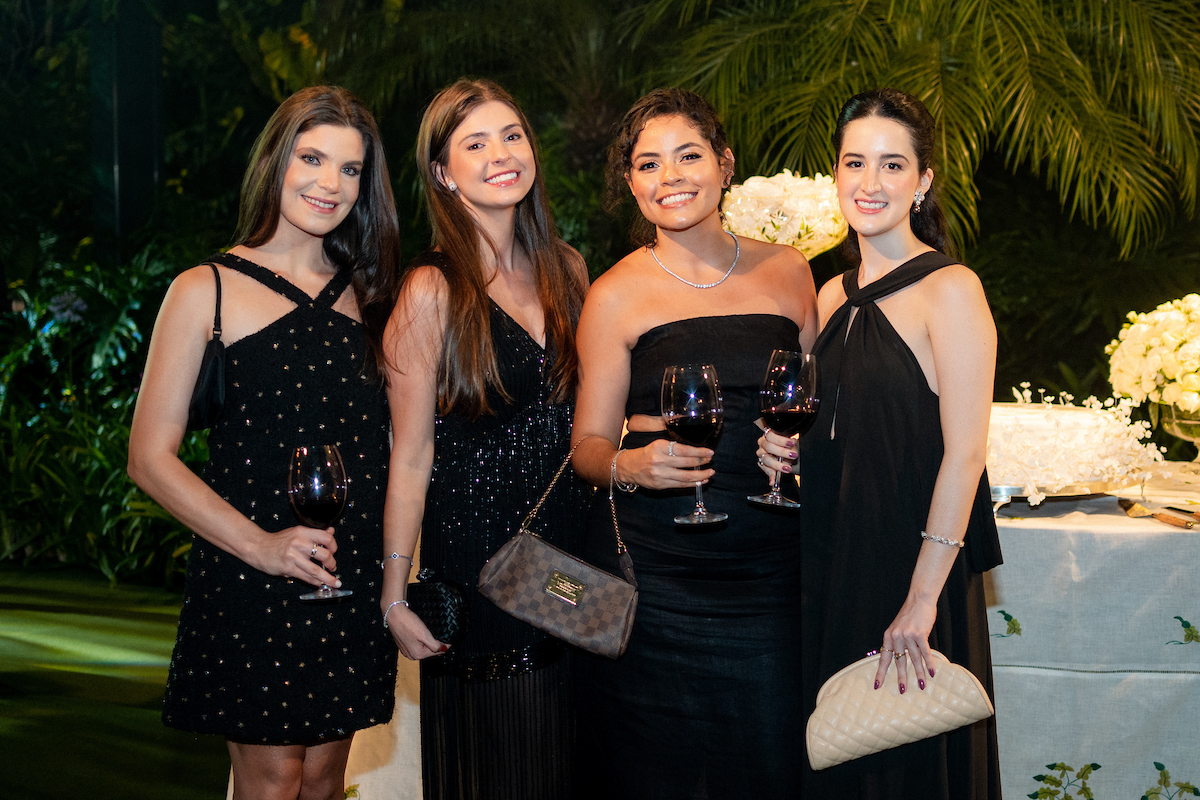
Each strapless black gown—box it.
[575,314,805,800]
[800,252,1002,798]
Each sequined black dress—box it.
[800,252,1002,798]
[162,252,397,745]
[414,253,593,800]
[574,315,805,800]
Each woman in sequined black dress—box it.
[569,89,818,797]
[380,79,591,800]
[128,87,400,799]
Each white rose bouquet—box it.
[722,170,847,259]
[1106,294,1200,412]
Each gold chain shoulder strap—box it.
[518,436,632,570]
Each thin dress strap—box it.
[207,252,350,309]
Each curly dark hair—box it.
[605,88,732,248]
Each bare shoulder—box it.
[920,263,988,306]
[817,272,848,316]
[160,263,221,320]
[398,264,450,303]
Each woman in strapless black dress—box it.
[379,79,591,800]
[569,88,819,798]
[762,88,1002,798]
[128,87,400,798]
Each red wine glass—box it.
[748,350,818,508]
[662,364,727,525]
[287,444,352,600]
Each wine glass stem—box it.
[768,470,782,499]
[694,482,707,514]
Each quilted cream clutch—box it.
[806,649,994,771]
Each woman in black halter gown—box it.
[128,87,400,798]
[570,89,819,798]
[762,88,1003,798]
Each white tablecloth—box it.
[989,469,1200,798]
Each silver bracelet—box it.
[611,452,637,493]
[921,530,965,548]
[382,599,409,629]
[383,552,414,569]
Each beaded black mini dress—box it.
[413,252,593,800]
[162,252,397,745]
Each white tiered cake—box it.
[987,398,1162,504]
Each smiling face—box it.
[835,114,933,246]
[625,114,733,234]
[277,124,365,241]
[437,100,535,217]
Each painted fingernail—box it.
[781,464,792,473]
[918,679,925,690]
[788,451,798,459]
[874,680,880,690]
[929,668,936,677]
[439,644,449,652]
[899,684,906,694]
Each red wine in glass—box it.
[749,350,818,508]
[287,444,352,600]
[662,364,727,525]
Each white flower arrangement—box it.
[722,170,848,259]
[1106,294,1200,412]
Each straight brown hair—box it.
[407,78,586,418]
[234,85,400,383]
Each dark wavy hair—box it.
[233,85,400,383]
[406,78,586,419]
[832,88,953,264]
[605,87,733,248]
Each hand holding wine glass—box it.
[288,444,352,600]
[662,364,727,525]
[749,350,818,508]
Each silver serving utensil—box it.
[1117,497,1195,529]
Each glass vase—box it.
[1157,403,1200,461]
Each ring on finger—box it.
[757,454,765,466]
[310,544,319,559]
[668,441,675,458]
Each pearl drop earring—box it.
[913,189,926,213]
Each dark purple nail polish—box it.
[788,451,798,459]
[918,679,925,690]
[899,684,906,694]
[929,668,936,677]
[874,680,880,690]
[782,464,792,473]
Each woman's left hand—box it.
[874,595,938,694]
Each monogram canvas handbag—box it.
[478,445,638,660]
[806,649,995,770]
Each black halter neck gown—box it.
[800,252,1003,798]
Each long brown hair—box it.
[407,78,586,418]
[234,85,400,383]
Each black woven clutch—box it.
[407,568,468,645]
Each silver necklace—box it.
[650,231,740,289]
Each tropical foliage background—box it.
[3,0,1200,584]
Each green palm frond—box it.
[640,0,1200,257]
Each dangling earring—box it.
[446,180,458,193]
[913,189,926,213]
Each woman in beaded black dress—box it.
[760,88,1003,798]
[379,79,591,799]
[128,86,400,799]
[568,88,819,797]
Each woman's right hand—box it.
[756,428,798,479]
[243,525,342,588]
[615,439,715,491]
[384,604,448,661]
